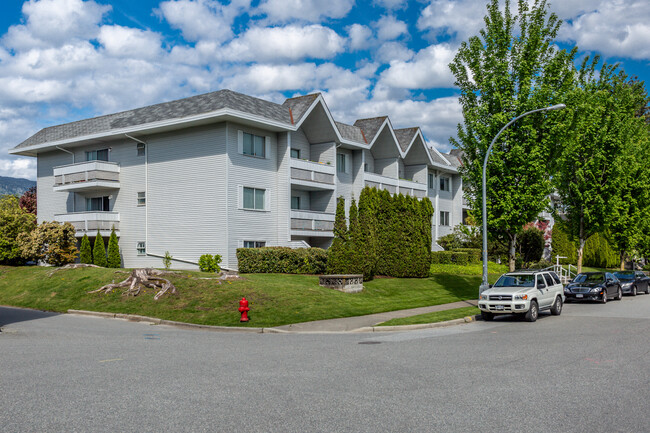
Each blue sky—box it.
[1,0,649,180]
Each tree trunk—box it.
[577,238,585,274]
[620,251,626,271]
[508,233,517,272]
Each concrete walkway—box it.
[273,299,479,332]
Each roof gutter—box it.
[55,146,75,163]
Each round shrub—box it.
[199,254,222,273]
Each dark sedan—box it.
[613,271,650,296]
[564,272,622,303]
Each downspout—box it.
[124,134,148,260]
[56,146,75,211]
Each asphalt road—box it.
[1,294,649,433]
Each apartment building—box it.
[10,90,468,270]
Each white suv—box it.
[478,270,565,322]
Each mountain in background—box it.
[0,176,36,196]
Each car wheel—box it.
[600,290,607,304]
[645,284,650,295]
[525,300,538,322]
[550,296,563,315]
[481,311,494,321]
[632,285,637,296]
[616,286,622,300]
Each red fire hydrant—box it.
[238,297,250,322]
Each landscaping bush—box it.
[92,231,107,267]
[18,221,78,266]
[198,254,222,273]
[432,251,464,264]
[0,195,36,265]
[107,228,121,268]
[453,248,481,264]
[237,247,327,274]
[583,232,618,268]
[551,223,577,264]
[79,234,92,264]
[452,251,469,265]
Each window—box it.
[290,148,300,159]
[428,173,435,189]
[337,153,346,173]
[291,196,300,210]
[137,242,146,256]
[364,163,369,172]
[243,241,265,248]
[440,176,450,192]
[243,132,265,157]
[536,274,546,288]
[543,273,554,286]
[137,143,145,156]
[86,149,109,161]
[440,211,450,226]
[137,192,146,206]
[86,196,109,211]
[243,187,265,210]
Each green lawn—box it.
[0,264,501,327]
[377,306,480,326]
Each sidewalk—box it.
[273,299,478,332]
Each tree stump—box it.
[89,268,177,300]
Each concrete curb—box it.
[67,309,481,334]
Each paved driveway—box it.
[2,294,649,432]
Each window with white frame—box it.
[137,192,146,206]
[440,176,450,192]
[86,196,109,211]
[291,196,300,210]
[137,241,146,256]
[440,211,450,226]
[337,153,346,173]
[86,149,109,161]
[243,241,265,248]
[243,132,266,157]
[137,143,145,156]
[243,187,266,210]
[290,148,300,159]
[428,173,435,189]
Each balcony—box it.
[54,212,120,237]
[290,159,335,191]
[53,161,120,192]
[290,210,335,237]
[364,172,426,197]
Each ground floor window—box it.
[440,211,450,226]
[243,241,265,248]
[137,241,146,256]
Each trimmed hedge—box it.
[453,248,480,264]
[237,247,328,274]
[431,251,469,265]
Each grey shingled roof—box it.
[335,122,366,143]
[283,94,319,124]
[353,116,387,143]
[444,149,463,167]
[14,89,292,149]
[393,127,418,153]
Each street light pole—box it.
[479,104,566,294]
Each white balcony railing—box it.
[53,161,120,192]
[54,212,120,235]
[290,159,335,189]
[290,210,335,236]
[364,172,426,197]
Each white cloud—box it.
[348,24,373,51]
[98,25,162,59]
[221,25,346,62]
[379,44,457,89]
[374,15,408,41]
[157,0,250,43]
[375,42,414,63]
[3,0,110,49]
[0,158,37,180]
[417,0,486,43]
[372,0,408,10]
[257,0,354,23]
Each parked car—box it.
[612,271,650,296]
[564,272,622,303]
[478,270,564,322]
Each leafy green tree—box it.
[357,187,378,279]
[583,232,618,268]
[326,196,349,274]
[18,221,78,266]
[553,61,648,272]
[550,223,576,264]
[0,195,36,265]
[79,234,93,264]
[449,0,576,271]
[92,231,107,267]
[519,226,544,264]
[107,227,121,268]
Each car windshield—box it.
[494,274,535,288]
[613,272,634,280]
[574,273,605,283]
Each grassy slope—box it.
[378,306,480,326]
[0,265,501,327]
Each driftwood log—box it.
[89,268,177,300]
